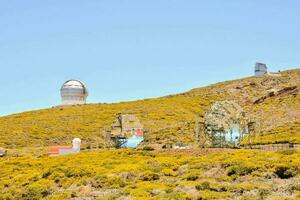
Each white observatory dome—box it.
[61,80,88,105]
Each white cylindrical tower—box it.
[72,138,81,152]
[61,80,88,105]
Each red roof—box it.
[135,129,144,136]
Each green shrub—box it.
[140,171,160,181]
[227,164,256,176]
[292,184,300,191]
[196,181,211,191]
[258,188,270,199]
[186,174,199,181]
[274,166,299,179]
[143,146,155,151]
[279,150,296,155]
[22,179,53,200]
[162,169,176,176]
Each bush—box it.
[140,171,160,181]
[142,146,155,151]
[292,184,300,191]
[196,181,211,191]
[227,164,256,176]
[279,150,296,155]
[274,166,299,179]
[162,143,173,149]
[258,188,270,199]
[162,169,176,176]
[106,177,127,188]
[186,174,199,181]
[22,180,53,200]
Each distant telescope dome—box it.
[61,80,88,105]
[255,63,268,76]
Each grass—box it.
[1,149,300,199]
[251,120,300,144]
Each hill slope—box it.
[0,69,299,149]
[1,149,300,199]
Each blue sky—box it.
[0,1,299,116]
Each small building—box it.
[60,80,88,105]
[48,138,81,156]
[255,63,268,76]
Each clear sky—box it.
[0,0,299,116]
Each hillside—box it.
[1,149,300,199]
[1,69,300,200]
[0,69,299,150]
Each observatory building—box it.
[105,114,144,148]
[255,63,268,76]
[61,80,88,105]
[48,138,81,156]
[111,114,144,137]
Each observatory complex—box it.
[60,80,88,105]
[254,63,281,77]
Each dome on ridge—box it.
[60,80,88,105]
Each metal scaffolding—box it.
[195,101,256,148]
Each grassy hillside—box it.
[0,69,299,149]
[251,120,300,145]
[1,149,300,199]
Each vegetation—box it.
[0,69,300,199]
[0,69,299,150]
[1,149,300,199]
[251,120,300,144]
